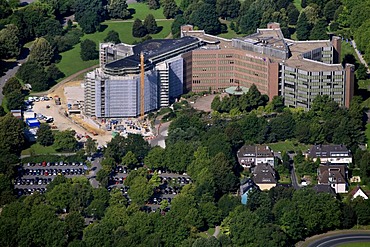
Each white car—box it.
[34,97,39,102]
[28,97,34,102]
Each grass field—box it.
[57,20,173,78]
[341,42,360,64]
[21,143,58,155]
[127,2,166,20]
[337,243,370,247]
[267,141,310,153]
[218,21,240,39]
[293,0,302,11]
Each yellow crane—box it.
[140,52,145,119]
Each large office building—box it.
[181,23,354,109]
[84,37,203,118]
[84,23,354,118]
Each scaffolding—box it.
[140,52,145,118]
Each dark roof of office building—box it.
[253,163,277,184]
[105,37,200,69]
[307,144,351,158]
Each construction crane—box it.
[140,52,145,119]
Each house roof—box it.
[253,163,277,184]
[317,164,347,184]
[105,36,201,69]
[237,145,274,159]
[313,184,336,196]
[349,186,369,199]
[307,144,351,159]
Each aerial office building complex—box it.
[84,37,203,118]
[181,23,354,109]
[84,23,354,118]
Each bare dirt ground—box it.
[192,94,217,112]
[32,80,112,146]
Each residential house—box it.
[252,163,277,191]
[349,186,369,200]
[237,145,275,169]
[239,178,259,205]
[317,164,348,193]
[307,144,352,164]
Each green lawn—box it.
[341,42,360,64]
[127,2,166,20]
[21,143,58,155]
[57,20,173,79]
[218,20,240,39]
[293,0,302,11]
[278,174,291,184]
[358,79,370,90]
[267,141,310,153]
[337,243,370,247]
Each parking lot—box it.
[108,167,192,211]
[14,161,88,196]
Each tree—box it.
[108,0,130,19]
[163,0,179,19]
[132,18,148,38]
[29,37,54,66]
[296,12,311,41]
[323,0,340,21]
[128,176,154,206]
[287,3,300,25]
[65,211,85,241]
[144,14,158,34]
[356,64,368,80]
[121,151,138,169]
[85,137,97,156]
[54,130,78,152]
[0,106,6,117]
[104,30,121,44]
[37,123,54,146]
[216,0,240,19]
[16,61,49,91]
[148,0,160,10]
[189,3,221,35]
[75,0,105,33]
[46,64,64,81]
[144,146,165,170]
[80,39,98,61]
[0,24,20,59]
[6,90,24,110]
[309,19,328,40]
[2,77,22,97]
[270,95,285,112]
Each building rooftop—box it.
[237,145,274,159]
[307,144,351,158]
[182,24,345,72]
[318,164,347,184]
[105,36,201,69]
[313,184,337,196]
[253,163,277,184]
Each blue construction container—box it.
[26,118,40,128]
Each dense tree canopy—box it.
[80,39,98,61]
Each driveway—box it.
[88,157,102,188]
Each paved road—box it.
[307,233,370,247]
[291,163,301,190]
[149,121,171,148]
[88,157,102,188]
[0,49,29,104]
[351,40,370,73]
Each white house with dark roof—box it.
[317,164,348,193]
[252,163,277,191]
[350,186,369,200]
[237,145,275,169]
[307,144,352,164]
